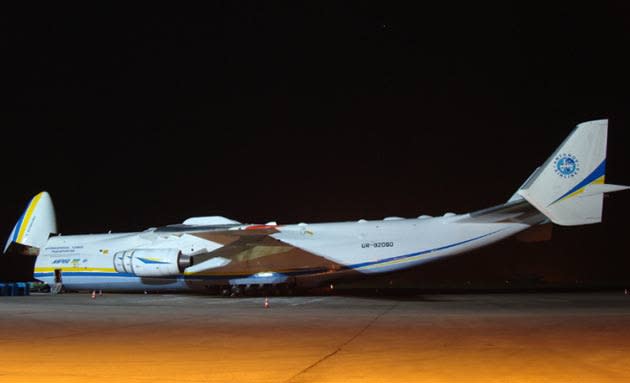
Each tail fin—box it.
[517,119,629,226]
[4,192,57,253]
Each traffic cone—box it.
[99,290,103,296]
[91,290,96,299]
[264,297,270,309]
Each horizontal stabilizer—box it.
[580,183,630,197]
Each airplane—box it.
[3,119,628,295]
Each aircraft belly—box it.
[31,220,530,291]
[60,276,190,292]
[274,221,530,274]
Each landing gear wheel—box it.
[230,285,243,297]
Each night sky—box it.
[4,4,630,286]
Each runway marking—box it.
[132,296,189,304]
[202,299,247,305]
[290,298,326,306]
[284,301,398,383]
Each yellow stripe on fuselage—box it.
[16,192,43,243]
[34,267,117,273]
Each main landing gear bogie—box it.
[218,283,296,297]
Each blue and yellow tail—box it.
[4,191,57,253]
[518,119,629,225]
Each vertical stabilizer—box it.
[4,192,57,253]
[518,119,629,225]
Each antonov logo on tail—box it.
[554,153,580,178]
[3,119,629,295]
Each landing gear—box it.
[216,283,297,297]
[218,285,244,297]
[244,284,259,296]
[277,284,295,296]
[230,285,243,297]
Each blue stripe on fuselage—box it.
[348,229,503,270]
[34,229,503,283]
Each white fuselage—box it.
[19,119,626,293]
[34,214,531,292]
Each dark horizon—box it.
[3,4,630,286]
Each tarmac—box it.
[0,292,629,383]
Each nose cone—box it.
[36,191,57,235]
[4,191,57,253]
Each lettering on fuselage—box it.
[361,241,394,249]
[51,258,88,264]
[45,245,84,254]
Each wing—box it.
[182,227,339,277]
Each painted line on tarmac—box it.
[134,296,191,304]
[284,301,399,382]
[202,298,252,304]
[290,298,326,306]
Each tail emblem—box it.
[553,154,580,178]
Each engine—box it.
[113,248,193,277]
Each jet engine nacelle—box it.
[113,248,193,277]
